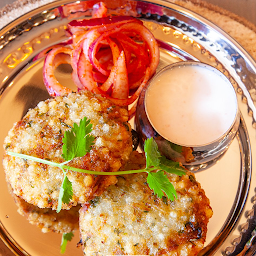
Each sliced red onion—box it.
[68,16,140,29]
[111,51,129,99]
[92,2,108,18]
[44,14,159,120]
[43,47,72,97]
[76,52,100,94]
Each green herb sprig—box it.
[7,117,186,210]
[7,116,186,253]
[60,232,74,254]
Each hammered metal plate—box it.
[0,0,256,255]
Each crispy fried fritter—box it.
[6,178,79,233]
[3,91,133,210]
[79,152,213,256]
[11,189,80,234]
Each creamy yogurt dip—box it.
[145,62,238,147]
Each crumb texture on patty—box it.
[3,91,133,210]
[14,193,80,234]
[79,153,213,256]
[6,180,80,234]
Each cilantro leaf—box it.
[62,117,95,161]
[61,232,74,254]
[144,137,161,168]
[57,173,73,213]
[58,117,94,211]
[147,170,177,201]
[8,115,186,210]
[8,115,187,254]
[159,155,186,176]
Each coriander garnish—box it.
[60,232,74,254]
[7,117,186,211]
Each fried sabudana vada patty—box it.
[3,91,133,210]
[10,187,80,234]
[79,152,213,256]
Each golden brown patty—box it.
[79,152,213,256]
[12,191,80,234]
[6,180,79,234]
[3,91,133,210]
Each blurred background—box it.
[205,0,256,26]
[0,0,256,26]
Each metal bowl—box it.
[135,61,241,172]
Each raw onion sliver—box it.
[43,47,72,97]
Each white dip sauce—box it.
[145,63,238,147]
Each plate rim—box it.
[0,0,256,255]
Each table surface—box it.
[1,0,256,26]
